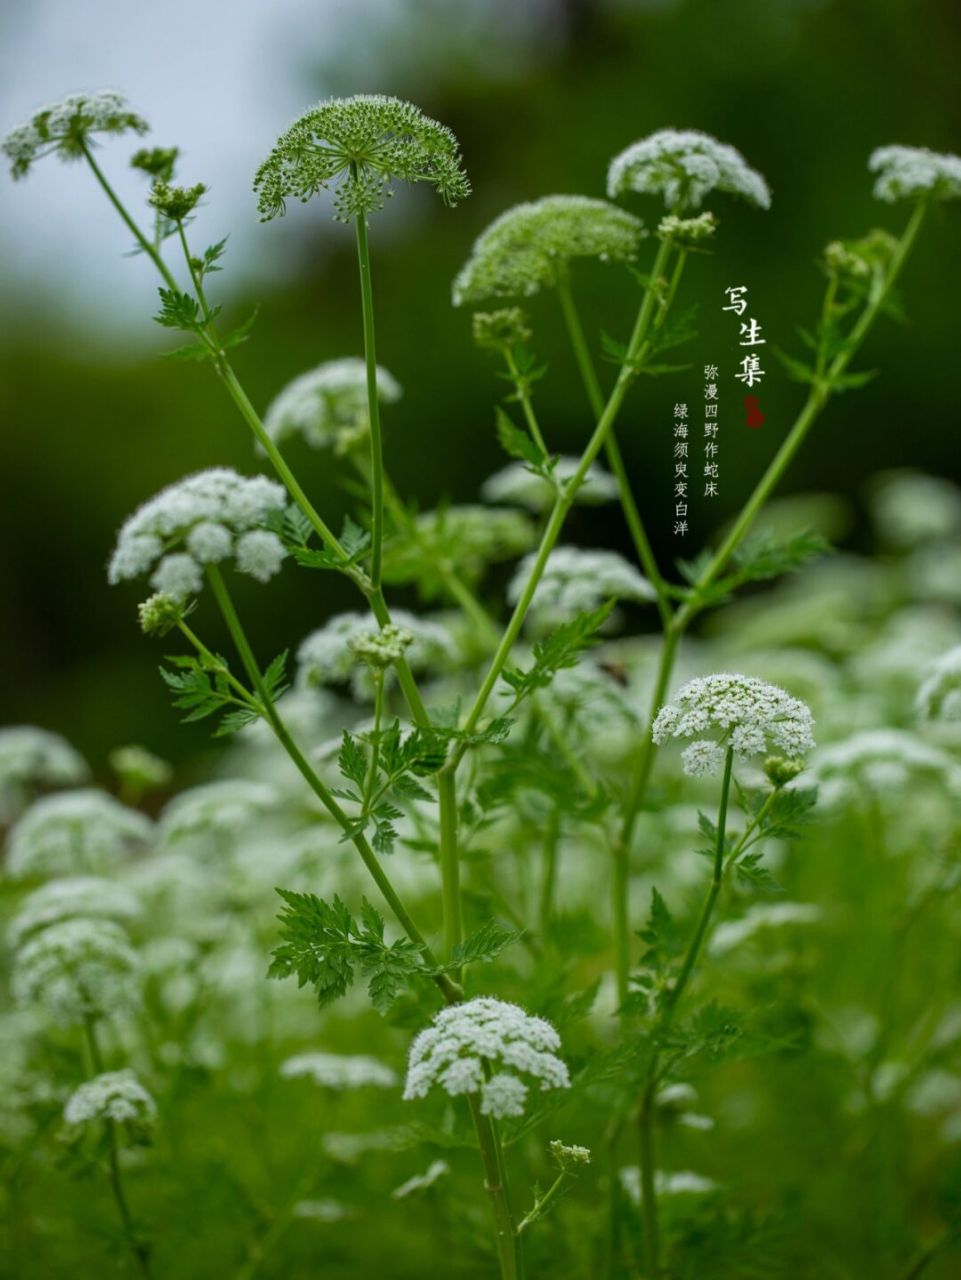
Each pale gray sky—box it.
[0,0,559,340]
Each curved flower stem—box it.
[82,1018,154,1280]
[81,149,430,731]
[617,199,929,864]
[555,276,672,627]
[353,207,385,590]
[468,1097,521,1280]
[203,564,459,1003]
[637,745,734,1277]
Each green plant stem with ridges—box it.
[354,205,386,590]
[82,1017,154,1280]
[468,1096,522,1280]
[203,564,459,1003]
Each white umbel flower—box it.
[918,647,961,723]
[481,458,619,513]
[869,145,961,202]
[653,674,815,775]
[508,545,656,623]
[64,1070,156,1132]
[263,359,401,451]
[452,194,644,305]
[607,129,770,210]
[403,996,570,1119]
[6,789,153,879]
[108,468,288,600]
[3,90,148,179]
[280,1053,398,1090]
[297,610,455,701]
[7,877,142,951]
[11,919,140,1025]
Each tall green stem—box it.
[469,1097,521,1280]
[538,808,561,938]
[354,208,385,590]
[203,565,458,1003]
[82,1019,153,1280]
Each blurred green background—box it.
[2,0,959,769]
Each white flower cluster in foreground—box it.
[452,194,645,305]
[918,647,961,723]
[297,610,455,700]
[607,129,770,210]
[481,458,619,513]
[509,546,656,624]
[653,674,815,777]
[11,919,140,1025]
[2,90,148,179]
[403,996,570,1119]
[64,1070,156,1132]
[281,1053,398,1090]
[263,359,401,452]
[0,726,89,821]
[869,145,961,203]
[6,789,153,879]
[108,468,288,601]
[8,877,142,951]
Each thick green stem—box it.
[204,565,458,1002]
[354,209,385,590]
[469,1098,521,1280]
[556,277,672,628]
[82,1020,153,1280]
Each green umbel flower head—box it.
[452,194,644,306]
[254,94,470,223]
